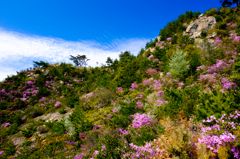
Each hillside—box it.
[1,6,240,159]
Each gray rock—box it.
[186,16,216,38]
[10,132,26,148]
[34,109,73,122]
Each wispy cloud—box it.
[0,28,150,81]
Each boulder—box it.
[186,16,216,38]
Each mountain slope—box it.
[1,6,240,159]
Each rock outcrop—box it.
[186,14,216,38]
[34,108,73,122]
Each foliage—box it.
[1,6,240,159]
[69,54,89,67]
[21,123,37,138]
[168,49,189,78]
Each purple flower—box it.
[0,151,3,155]
[167,37,171,41]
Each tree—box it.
[33,61,49,68]
[220,0,239,7]
[69,54,89,67]
[106,57,113,66]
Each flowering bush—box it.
[131,113,154,128]
[123,142,160,158]
[142,79,152,86]
[198,112,240,158]
[130,83,139,91]
[207,60,232,73]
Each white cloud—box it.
[0,28,151,81]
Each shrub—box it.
[36,87,51,98]
[0,101,8,110]
[59,107,67,114]
[0,140,16,156]
[215,15,223,22]
[21,124,37,138]
[198,112,240,158]
[179,35,195,45]
[205,8,217,16]
[94,88,115,108]
[110,115,132,129]
[70,106,93,133]
[50,122,65,136]
[201,30,208,38]
[145,39,157,49]
[7,123,19,135]
[168,49,189,78]
[216,22,227,30]
[196,91,234,120]
[188,52,201,76]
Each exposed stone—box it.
[146,47,155,53]
[34,108,73,122]
[27,73,37,79]
[198,14,204,18]
[43,70,49,75]
[10,132,26,148]
[186,16,216,38]
[183,23,188,27]
[194,38,204,44]
[157,36,161,42]
[206,32,217,39]
[208,39,215,44]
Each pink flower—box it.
[21,98,27,101]
[158,91,164,96]
[16,151,21,154]
[167,37,171,41]
[117,87,123,91]
[130,83,138,90]
[148,55,154,59]
[214,36,222,44]
[93,150,99,156]
[55,101,61,107]
[4,122,10,127]
[101,145,107,151]
[142,79,152,86]
[79,133,85,138]
[112,108,117,113]
[0,151,3,155]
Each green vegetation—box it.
[1,5,240,159]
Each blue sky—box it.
[0,0,222,81]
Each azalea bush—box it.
[198,111,240,158]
